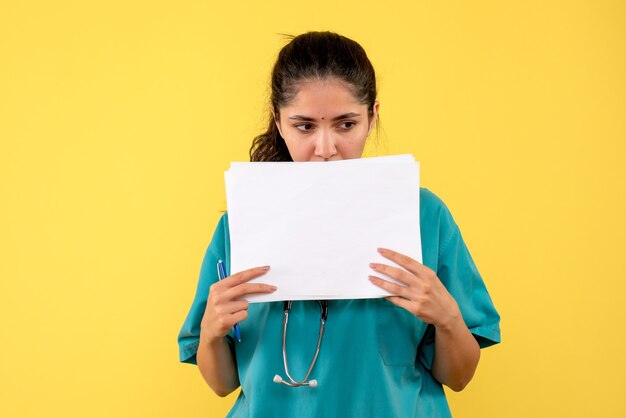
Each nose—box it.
[314,129,338,161]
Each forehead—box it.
[283,78,362,111]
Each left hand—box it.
[368,247,462,330]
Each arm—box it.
[197,333,240,397]
[431,305,480,391]
[198,266,276,396]
[368,247,481,392]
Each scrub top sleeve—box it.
[420,203,501,371]
[177,213,234,365]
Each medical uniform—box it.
[178,187,501,417]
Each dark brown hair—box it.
[249,31,381,162]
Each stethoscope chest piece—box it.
[273,300,328,388]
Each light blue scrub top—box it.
[178,188,501,417]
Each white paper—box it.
[224,155,421,303]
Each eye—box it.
[295,123,315,132]
[339,121,356,129]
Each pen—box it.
[217,259,242,342]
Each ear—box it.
[271,108,284,137]
[367,101,380,137]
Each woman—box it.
[178,31,501,417]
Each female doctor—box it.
[178,31,501,417]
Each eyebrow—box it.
[287,112,361,122]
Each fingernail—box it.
[269,285,277,291]
[377,248,389,254]
[369,263,378,269]
[261,266,270,271]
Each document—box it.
[224,154,421,303]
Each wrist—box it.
[200,329,227,347]
[434,303,463,332]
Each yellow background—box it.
[1,1,625,417]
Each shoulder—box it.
[207,211,230,256]
[419,187,446,212]
[218,211,229,227]
[419,187,462,252]
[212,211,229,234]
[419,187,456,227]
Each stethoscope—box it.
[273,300,329,388]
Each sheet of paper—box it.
[224,154,421,303]
[228,154,416,168]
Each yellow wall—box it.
[1,1,625,416]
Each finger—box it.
[376,247,430,278]
[385,295,415,311]
[229,309,248,324]
[218,310,249,331]
[221,265,271,288]
[368,275,412,298]
[215,300,249,315]
[223,282,277,300]
[369,262,418,286]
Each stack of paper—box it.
[224,154,421,303]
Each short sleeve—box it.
[177,212,233,365]
[419,200,501,370]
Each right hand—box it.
[201,265,277,342]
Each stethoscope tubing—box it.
[274,300,328,388]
